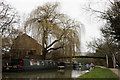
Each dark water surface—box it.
[2,68,88,79]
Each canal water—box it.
[2,67,89,79]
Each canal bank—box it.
[77,66,119,79]
[98,66,120,79]
[109,68,120,79]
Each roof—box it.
[12,33,42,50]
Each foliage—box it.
[86,53,106,66]
[87,1,120,67]
[100,1,120,67]
[87,37,118,56]
[87,37,120,67]
[101,1,120,42]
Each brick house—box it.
[10,33,43,59]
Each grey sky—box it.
[5,0,111,52]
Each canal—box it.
[2,67,88,79]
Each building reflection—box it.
[2,67,88,79]
[3,69,73,79]
[56,69,72,78]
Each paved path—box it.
[98,66,107,69]
[109,68,120,80]
[98,66,120,79]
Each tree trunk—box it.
[113,54,116,68]
[42,49,48,60]
[106,55,109,67]
[108,56,113,68]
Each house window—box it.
[28,50,36,55]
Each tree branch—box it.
[0,7,8,19]
[1,15,14,29]
[47,46,63,52]
[89,7,106,14]
[47,33,64,49]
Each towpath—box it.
[98,66,120,80]
[109,68,120,79]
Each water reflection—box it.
[2,68,88,79]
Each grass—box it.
[118,68,120,70]
[78,66,118,78]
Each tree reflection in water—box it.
[2,68,87,79]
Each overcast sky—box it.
[4,0,111,52]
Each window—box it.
[30,61,33,66]
[37,61,40,65]
[28,50,36,55]
[41,61,44,66]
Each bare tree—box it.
[87,37,118,67]
[0,1,22,53]
[86,0,120,68]
[24,2,81,59]
[0,1,19,36]
[2,29,23,53]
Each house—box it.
[10,33,43,59]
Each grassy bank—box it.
[78,66,118,78]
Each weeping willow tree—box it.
[24,2,81,60]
